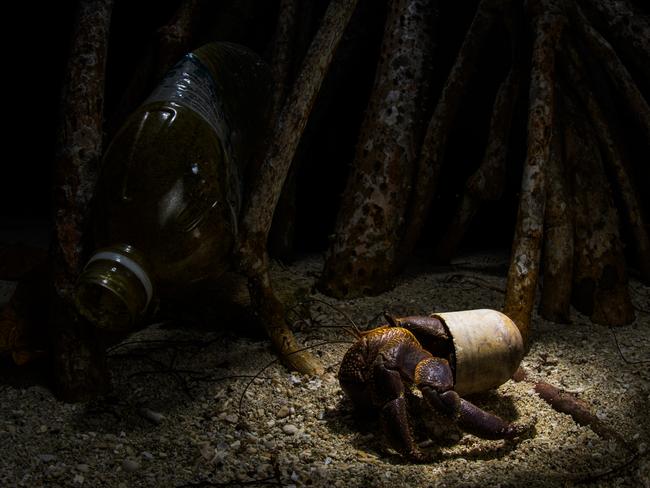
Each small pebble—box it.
[198,442,215,461]
[224,414,238,424]
[289,374,302,385]
[76,464,90,473]
[122,459,140,472]
[73,474,84,484]
[307,379,322,390]
[141,451,154,460]
[38,454,56,463]
[283,424,299,435]
[138,408,164,425]
[277,405,291,418]
[213,449,227,463]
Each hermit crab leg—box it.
[413,356,459,417]
[371,356,426,461]
[456,399,524,440]
[416,357,524,440]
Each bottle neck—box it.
[75,244,154,331]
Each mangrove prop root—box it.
[574,5,650,143]
[155,0,207,80]
[538,121,573,323]
[504,0,565,346]
[238,0,360,375]
[108,0,206,137]
[513,367,631,449]
[561,85,635,326]
[399,0,503,262]
[319,0,436,298]
[581,0,650,84]
[268,0,299,123]
[435,61,521,263]
[53,0,114,298]
[563,41,650,283]
[267,0,300,261]
[51,0,114,400]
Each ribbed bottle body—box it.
[76,42,271,330]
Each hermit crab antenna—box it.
[286,297,362,339]
[238,339,355,416]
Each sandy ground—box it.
[0,253,648,487]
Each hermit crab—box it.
[338,309,530,461]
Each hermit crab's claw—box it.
[339,312,531,462]
[373,356,429,462]
[371,350,529,461]
[413,356,529,439]
[455,398,532,440]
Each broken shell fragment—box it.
[433,309,524,395]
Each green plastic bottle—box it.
[75,42,271,331]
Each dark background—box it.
[4,0,649,262]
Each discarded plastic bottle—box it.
[75,42,271,331]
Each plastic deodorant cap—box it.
[432,309,524,396]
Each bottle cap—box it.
[86,250,153,309]
[75,245,152,331]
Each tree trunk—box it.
[319,0,436,298]
[51,0,114,400]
